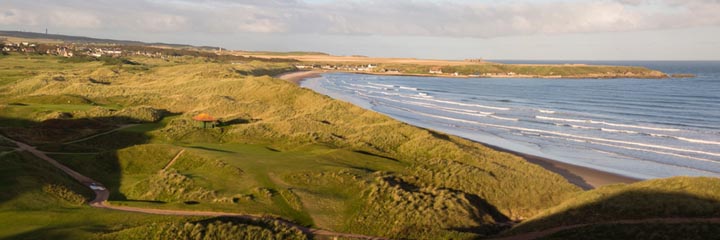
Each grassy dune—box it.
[236,52,668,78]
[539,222,720,240]
[393,63,667,78]
[505,177,720,238]
[0,53,584,239]
[2,53,712,239]
[0,149,303,240]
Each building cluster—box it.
[2,41,169,59]
[429,67,443,74]
[2,42,37,53]
[84,47,123,57]
[48,46,74,57]
[295,64,381,72]
[464,58,485,63]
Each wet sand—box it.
[482,143,639,190]
[277,71,323,85]
[278,71,641,190]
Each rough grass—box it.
[0,151,92,209]
[0,54,586,239]
[506,177,720,235]
[302,61,666,78]
[540,223,720,240]
[0,150,197,240]
[96,218,307,240]
[347,173,497,239]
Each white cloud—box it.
[1,0,719,38]
[135,14,188,32]
[0,9,38,26]
[48,9,102,29]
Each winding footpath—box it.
[63,124,137,144]
[1,133,385,240]
[4,130,720,240]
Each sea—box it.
[301,61,720,179]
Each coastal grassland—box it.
[237,51,330,56]
[0,53,583,239]
[505,177,720,236]
[301,60,666,78]
[373,63,666,78]
[0,148,306,240]
[96,217,307,240]
[540,222,720,240]
[0,54,73,86]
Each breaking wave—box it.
[536,116,681,132]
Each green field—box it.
[0,53,716,240]
[0,148,305,240]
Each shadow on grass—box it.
[540,222,720,240]
[2,226,77,240]
[382,175,513,236]
[353,150,399,162]
[0,114,171,203]
[482,143,596,190]
[235,67,297,77]
[187,145,235,153]
[265,146,281,152]
[504,186,720,238]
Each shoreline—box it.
[276,70,324,85]
[277,69,669,82]
[481,142,639,190]
[279,71,641,190]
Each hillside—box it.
[1,30,669,79]
[502,177,720,239]
[0,53,583,239]
[0,137,307,240]
[232,53,669,79]
[0,30,220,50]
[0,45,717,239]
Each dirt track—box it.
[4,131,719,240]
[1,133,386,240]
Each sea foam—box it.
[536,116,681,132]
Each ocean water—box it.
[301,61,720,179]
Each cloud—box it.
[1,0,719,38]
[0,9,36,26]
[47,8,102,29]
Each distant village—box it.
[3,40,532,78]
[1,39,300,65]
[294,62,523,78]
[2,41,173,59]
[295,63,396,73]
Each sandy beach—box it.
[482,143,639,190]
[276,71,323,85]
[279,71,641,190]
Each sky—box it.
[1,0,719,60]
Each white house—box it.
[429,67,443,74]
